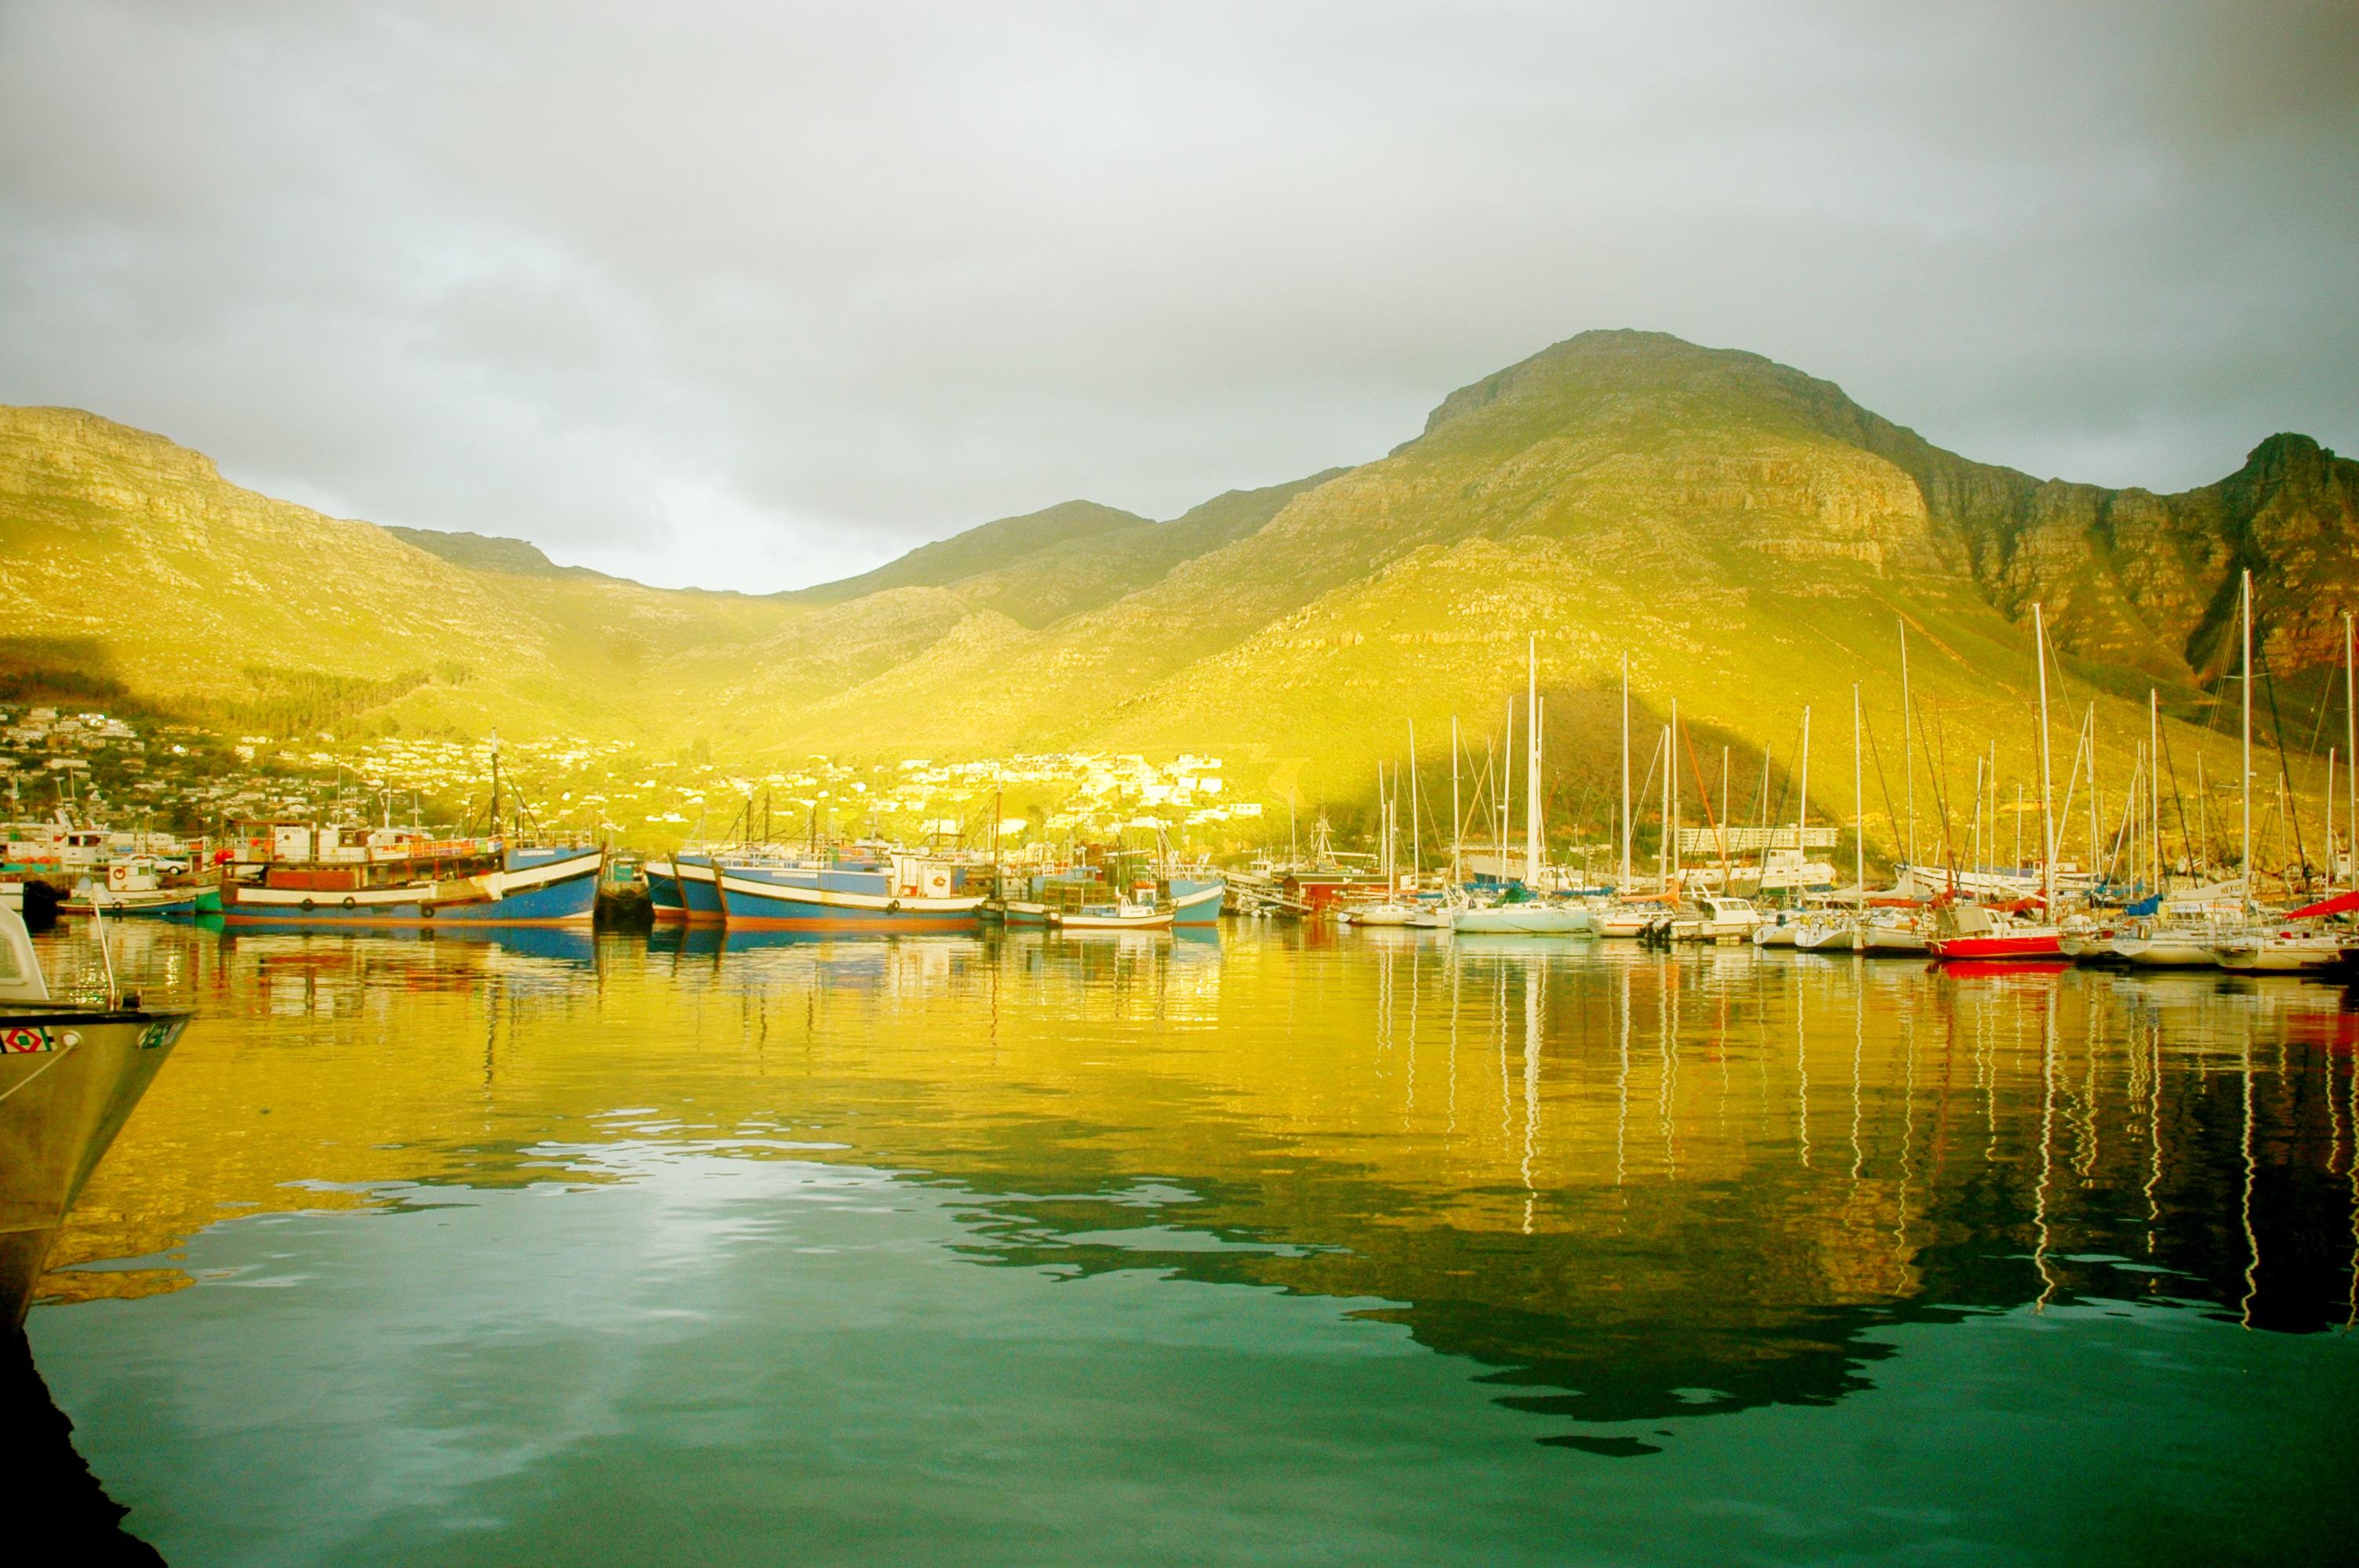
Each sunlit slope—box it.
[739,338,2096,787]
[0,405,797,738]
[747,331,2348,844]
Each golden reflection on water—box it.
[35,922,2359,1394]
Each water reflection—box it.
[39,927,2359,1421]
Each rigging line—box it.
[1913,691,1961,878]
[2257,641,2316,891]
[1862,706,1903,863]
[1677,721,1732,877]
[2156,713,2197,879]
[2102,751,2142,886]
[1754,717,1805,887]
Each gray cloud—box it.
[3,1,2354,590]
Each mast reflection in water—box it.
[24,923,2359,1566]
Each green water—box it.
[24,924,2359,1565]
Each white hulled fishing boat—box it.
[2,906,191,1325]
[1049,898,1173,931]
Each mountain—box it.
[382,526,610,580]
[3,332,2351,849]
[0,406,798,739]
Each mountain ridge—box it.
[2,332,2350,844]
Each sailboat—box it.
[2196,577,2346,973]
[1929,607,2065,960]
[1455,641,1592,935]
[1751,703,1813,948]
[1799,688,1872,953]
[1347,757,1420,926]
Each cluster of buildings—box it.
[0,702,1264,855]
[0,704,330,829]
[328,739,1261,852]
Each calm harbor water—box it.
[21,921,2359,1566]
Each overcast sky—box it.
[4,2,2354,591]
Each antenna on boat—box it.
[92,896,121,1008]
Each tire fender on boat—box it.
[887,898,903,913]
[300,897,315,912]
[342,896,358,910]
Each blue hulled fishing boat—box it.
[717,851,983,933]
[219,827,602,927]
[645,852,725,924]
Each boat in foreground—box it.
[2,907,190,1325]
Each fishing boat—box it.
[2,905,191,1325]
[220,825,602,927]
[62,855,216,917]
[221,825,604,924]
[1166,876,1227,925]
[717,852,983,932]
[646,851,727,924]
[1049,898,1173,931]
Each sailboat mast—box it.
[2034,603,2055,914]
[1502,695,1514,877]
[1620,652,1632,889]
[1797,705,1812,895]
[1525,637,1541,886]
[1668,697,1680,891]
[2241,570,2253,911]
[1408,720,1421,888]
[1972,753,1983,875]
[1899,616,1915,872]
[1451,716,1463,889]
[2150,688,2161,891]
[2346,611,2355,889]
[1659,724,1672,891]
[1852,684,1864,898]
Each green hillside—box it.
[782,499,1151,605]
[3,331,2352,862]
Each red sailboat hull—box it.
[1928,931,2063,960]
